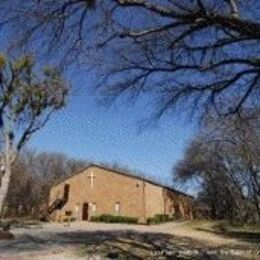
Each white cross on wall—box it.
[88,171,96,189]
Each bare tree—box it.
[4,150,88,218]
[175,109,260,222]
[1,0,259,118]
[0,55,68,215]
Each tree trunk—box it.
[0,167,11,216]
[0,131,14,216]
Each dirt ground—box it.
[0,221,259,259]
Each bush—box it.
[65,211,72,217]
[90,216,100,222]
[90,214,138,224]
[147,214,172,225]
[63,217,76,222]
[172,212,182,220]
[156,214,170,222]
[63,217,69,222]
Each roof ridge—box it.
[51,163,193,198]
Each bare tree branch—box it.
[0,0,259,119]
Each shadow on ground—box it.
[1,228,258,259]
[59,230,207,259]
[196,227,260,244]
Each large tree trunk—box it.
[0,131,14,216]
[0,166,11,216]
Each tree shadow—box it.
[225,230,260,244]
[0,229,257,259]
[196,227,260,244]
[51,230,220,259]
[0,229,213,259]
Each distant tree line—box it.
[3,151,87,218]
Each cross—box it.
[88,171,96,189]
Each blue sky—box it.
[0,8,198,195]
[28,69,197,193]
[1,27,197,193]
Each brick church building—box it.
[48,164,193,223]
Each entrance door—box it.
[82,203,88,220]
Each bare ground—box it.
[0,221,259,259]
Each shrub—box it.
[156,214,170,222]
[90,216,100,222]
[63,216,76,222]
[147,214,173,225]
[63,217,69,222]
[172,212,182,220]
[90,214,138,224]
[65,211,72,217]
[147,217,156,225]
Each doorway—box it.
[63,184,70,201]
[82,203,89,220]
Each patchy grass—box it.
[147,214,177,225]
[185,220,260,244]
[0,217,42,229]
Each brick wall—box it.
[49,166,146,222]
[144,182,165,219]
[49,165,193,222]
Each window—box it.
[91,203,96,212]
[115,202,120,215]
[75,204,79,214]
[74,204,80,220]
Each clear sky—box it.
[28,69,197,193]
[0,11,198,195]
[0,13,198,195]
